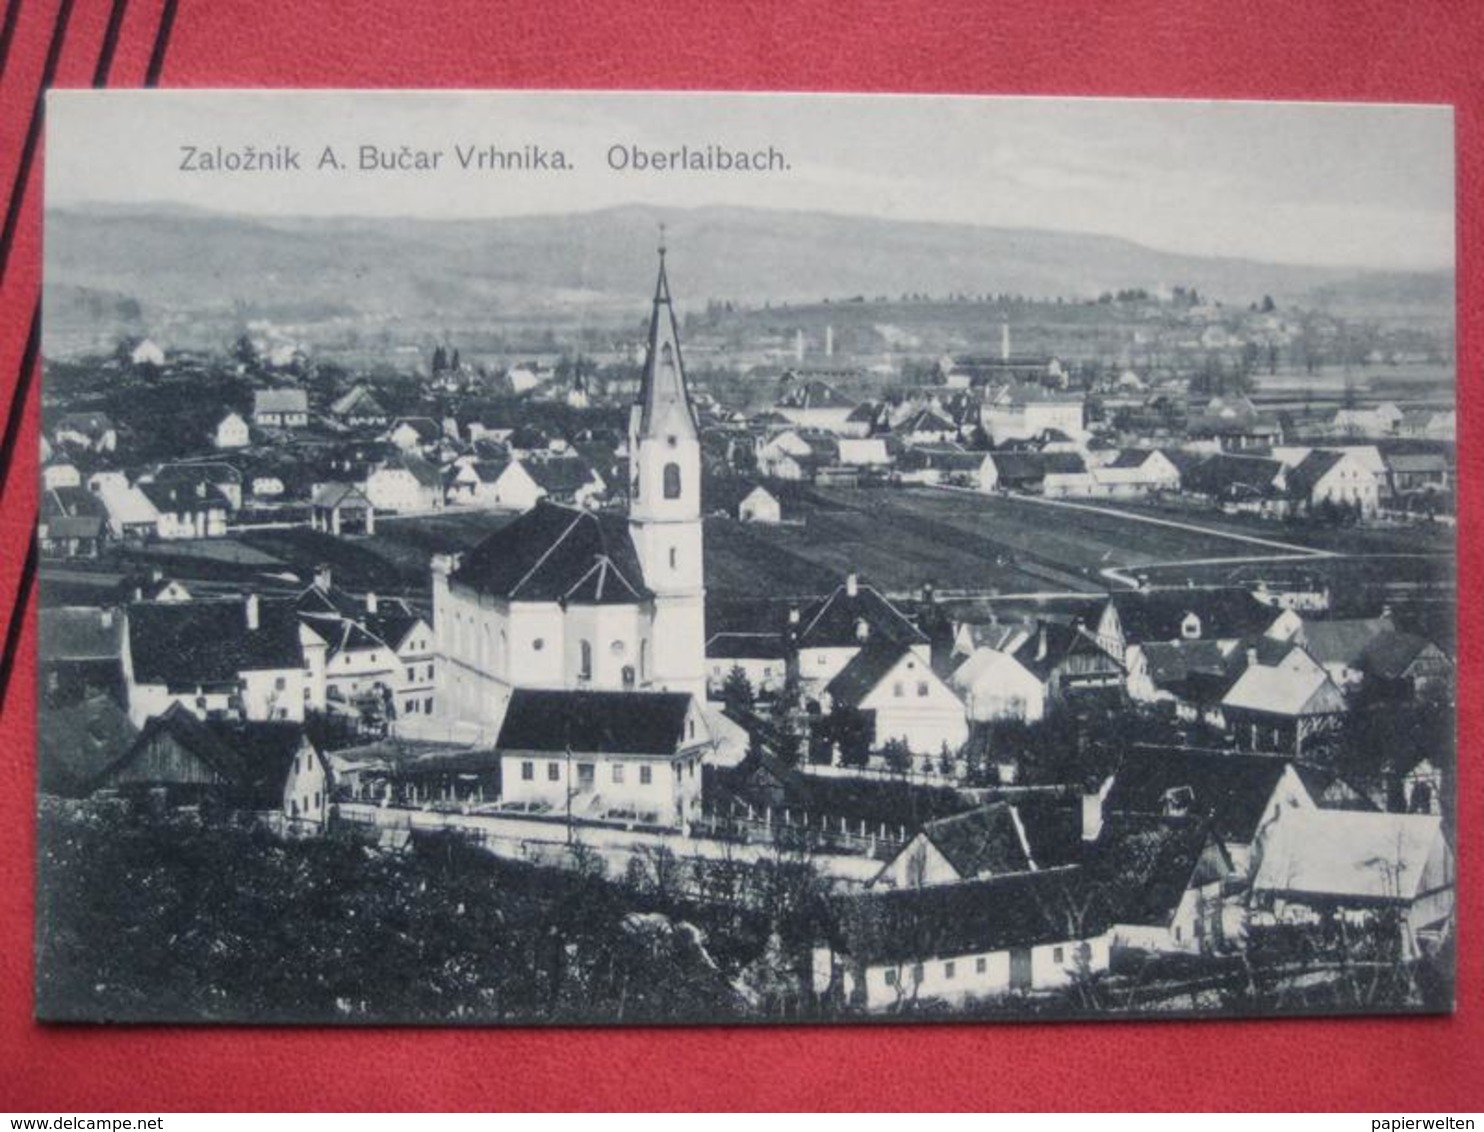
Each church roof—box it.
[451,500,651,604]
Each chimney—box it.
[855,618,870,643]
[314,564,332,593]
[1082,775,1113,842]
[1036,621,1048,662]
[1001,320,1011,363]
[100,608,114,630]
[196,481,207,498]
[245,593,260,631]
[795,329,805,363]
[788,606,801,625]
[365,592,379,614]
[150,567,163,583]
[825,325,834,357]
[1246,646,1258,669]
[845,572,859,598]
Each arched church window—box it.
[579,640,593,681]
[663,462,681,499]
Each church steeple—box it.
[633,235,699,442]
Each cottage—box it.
[252,387,309,429]
[981,384,1085,446]
[310,482,376,535]
[213,411,251,450]
[1287,449,1379,516]
[365,453,444,513]
[328,383,390,428]
[1096,748,1316,872]
[1221,644,1347,757]
[774,376,859,433]
[496,688,712,829]
[828,868,1111,1011]
[524,453,606,507]
[39,605,126,707]
[137,481,230,540]
[95,701,327,827]
[872,800,1082,890]
[795,573,930,687]
[122,596,309,726]
[1383,451,1450,495]
[1092,816,1237,954]
[705,631,789,698]
[821,640,967,756]
[446,457,545,511]
[39,486,109,559]
[384,416,442,452]
[1250,808,1454,958]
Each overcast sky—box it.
[46,90,1454,271]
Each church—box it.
[433,245,708,741]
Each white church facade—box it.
[433,247,708,740]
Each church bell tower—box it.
[628,236,706,697]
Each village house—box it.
[524,453,606,507]
[952,619,1122,721]
[795,573,930,688]
[328,383,390,428]
[1180,452,1290,514]
[52,410,118,453]
[1093,748,1316,874]
[39,486,109,559]
[310,482,376,535]
[38,605,126,707]
[1090,449,1182,497]
[871,799,1082,890]
[825,868,1112,1011]
[819,640,968,757]
[137,480,231,540]
[1383,451,1450,495]
[1249,808,1454,959]
[150,462,244,511]
[364,453,444,513]
[1095,588,1294,685]
[774,375,860,433]
[384,416,443,453]
[121,595,310,727]
[1221,642,1347,757]
[86,471,161,542]
[1091,816,1238,955]
[129,338,166,367]
[704,631,789,699]
[1286,449,1380,516]
[1358,630,1454,699]
[496,688,712,828]
[985,451,1088,495]
[94,701,328,829]
[1398,409,1455,441]
[445,457,545,511]
[252,387,309,429]
[41,456,81,490]
[1330,402,1404,438]
[212,410,251,450]
[1185,394,1282,451]
[980,383,1085,446]
[295,580,435,720]
[898,446,995,491]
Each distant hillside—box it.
[42,203,1453,353]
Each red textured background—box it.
[0,0,1480,1112]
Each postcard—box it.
[35,90,1456,1023]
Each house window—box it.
[917,681,929,697]
[612,764,625,784]
[640,765,652,785]
[532,638,544,652]
[663,462,682,499]
[579,640,593,680]
[944,961,956,979]
[883,969,897,987]
[275,676,287,691]
[547,762,561,782]
[1174,926,1183,943]
[521,761,534,781]
[1052,946,1065,964]
[405,699,415,714]
[407,667,415,682]
[424,696,433,713]
[426,664,434,679]
[911,963,924,983]
[975,957,987,974]
[893,682,905,697]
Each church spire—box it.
[634,233,698,440]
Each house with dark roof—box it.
[898,445,994,490]
[137,480,231,540]
[705,630,789,698]
[1095,588,1293,668]
[1358,629,1453,699]
[384,416,443,453]
[39,486,109,559]
[774,375,859,433]
[523,453,606,506]
[295,580,434,719]
[1095,748,1316,872]
[39,605,126,707]
[38,693,137,797]
[1090,816,1237,955]
[94,701,329,826]
[1384,450,1449,495]
[872,799,1082,890]
[821,640,967,757]
[1181,452,1290,513]
[826,867,1111,1010]
[253,386,309,428]
[796,573,929,688]
[122,596,309,727]
[1287,449,1379,516]
[495,687,712,828]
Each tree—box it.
[721,665,754,716]
[880,738,913,775]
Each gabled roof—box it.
[387,416,441,442]
[311,482,373,509]
[451,500,650,604]
[1182,453,1286,499]
[1089,815,1232,927]
[914,802,1042,879]
[834,867,1101,966]
[1360,630,1449,680]
[137,481,231,513]
[1103,749,1306,844]
[97,701,312,809]
[706,631,789,660]
[524,454,600,496]
[1010,621,1119,682]
[1251,810,1448,904]
[1222,662,1344,718]
[777,378,857,411]
[1108,589,1277,645]
[39,606,124,662]
[375,453,442,488]
[41,486,108,521]
[1295,618,1392,667]
[1287,449,1348,499]
[798,581,927,650]
[824,641,917,707]
[253,387,309,414]
[329,384,387,417]
[127,598,303,687]
[497,688,697,756]
[38,693,138,797]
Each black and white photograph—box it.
[34,90,1456,1025]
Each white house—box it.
[446,458,546,511]
[364,454,444,513]
[980,384,1085,446]
[496,688,712,828]
[1250,808,1455,958]
[1287,449,1381,516]
[950,642,1047,723]
[252,387,309,429]
[213,411,251,450]
[829,868,1112,1011]
[130,338,166,367]
[821,640,967,756]
[738,483,781,524]
[795,573,931,689]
